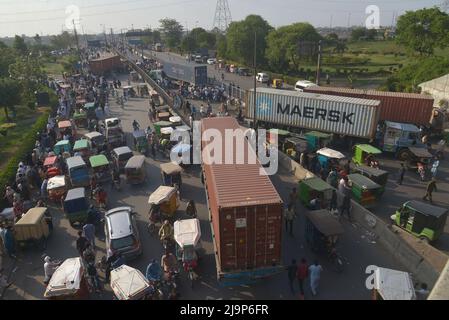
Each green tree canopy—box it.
[50,31,75,50]
[0,46,16,77]
[181,28,217,53]
[0,78,21,121]
[266,22,322,72]
[13,35,28,56]
[225,15,273,67]
[159,18,183,48]
[396,7,449,56]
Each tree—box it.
[34,34,42,46]
[0,78,21,122]
[13,35,28,56]
[216,33,227,58]
[365,29,378,40]
[50,31,75,49]
[226,15,273,67]
[333,41,348,54]
[396,7,449,56]
[266,23,322,72]
[351,27,367,41]
[326,33,339,41]
[180,35,197,54]
[159,18,183,49]
[0,46,16,77]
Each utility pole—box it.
[316,40,322,86]
[253,31,258,154]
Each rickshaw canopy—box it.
[160,127,174,135]
[122,85,133,90]
[348,174,381,190]
[403,200,448,218]
[113,146,133,156]
[44,257,84,298]
[44,156,58,167]
[169,116,182,123]
[65,187,86,202]
[148,186,177,205]
[268,128,290,136]
[125,155,145,169]
[58,120,72,129]
[66,156,86,170]
[306,131,332,139]
[373,267,416,300]
[175,125,190,132]
[305,209,344,236]
[317,148,345,160]
[16,207,48,226]
[89,155,109,168]
[302,177,333,192]
[153,121,172,127]
[54,140,70,148]
[84,131,103,139]
[174,218,201,247]
[59,84,71,89]
[171,144,191,154]
[47,175,66,190]
[110,265,150,300]
[73,139,89,151]
[84,102,96,110]
[356,144,382,155]
[160,162,183,175]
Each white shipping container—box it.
[246,88,381,139]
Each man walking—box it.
[83,222,96,248]
[308,260,323,296]
[423,178,437,203]
[297,258,308,299]
[397,163,406,185]
[76,230,89,257]
[287,259,297,295]
[284,205,296,237]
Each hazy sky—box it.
[0,0,443,37]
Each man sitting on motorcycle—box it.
[185,200,197,218]
[159,220,174,242]
[132,120,140,131]
[161,249,178,274]
[146,259,162,282]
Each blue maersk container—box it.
[163,62,207,86]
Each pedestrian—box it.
[82,244,96,265]
[43,256,60,285]
[326,168,338,188]
[308,260,323,296]
[297,258,308,299]
[329,189,338,214]
[423,178,437,203]
[76,230,89,257]
[284,204,296,237]
[83,222,96,248]
[288,188,297,213]
[287,259,297,295]
[340,194,351,221]
[397,163,406,185]
[4,226,16,259]
[431,159,440,179]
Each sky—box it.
[0,0,444,37]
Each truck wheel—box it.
[419,236,430,245]
[397,149,410,161]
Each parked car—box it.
[295,80,317,92]
[207,58,217,65]
[104,207,142,260]
[237,67,251,76]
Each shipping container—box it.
[201,117,284,286]
[303,86,434,125]
[89,54,122,75]
[162,61,207,85]
[246,88,381,139]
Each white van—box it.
[295,80,318,92]
[256,73,269,83]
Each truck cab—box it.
[380,121,427,160]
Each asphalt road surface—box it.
[2,74,407,300]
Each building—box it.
[419,74,449,108]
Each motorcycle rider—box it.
[146,259,162,282]
[159,220,174,243]
[185,200,197,218]
[132,120,140,132]
[161,249,178,274]
[112,168,121,190]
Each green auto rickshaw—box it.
[391,200,448,243]
[283,136,308,161]
[298,177,334,208]
[53,140,71,155]
[73,139,92,163]
[352,144,382,167]
[132,130,148,155]
[305,131,332,152]
[73,111,88,128]
[83,102,97,119]
[89,154,111,184]
[347,173,382,208]
[153,121,173,135]
[352,165,388,194]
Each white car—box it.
[207,58,217,65]
[295,80,318,91]
[256,72,269,83]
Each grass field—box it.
[42,55,73,76]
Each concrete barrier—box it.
[429,260,449,299]
[278,150,447,288]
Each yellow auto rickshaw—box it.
[14,207,51,249]
[125,155,147,185]
[148,186,179,219]
[272,79,284,89]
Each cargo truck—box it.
[162,61,208,86]
[201,117,284,287]
[89,54,122,75]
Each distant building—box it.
[419,74,449,108]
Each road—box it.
[1,73,407,300]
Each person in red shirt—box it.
[297,258,308,299]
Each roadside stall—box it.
[47,175,67,202]
[110,265,151,300]
[371,267,416,300]
[44,257,89,300]
[66,156,90,188]
[160,162,183,187]
[148,186,179,219]
[347,173,383,208]
[89,155,111,184]
[298,177,334,207]
[14,207,50,249]
[125,155,147,185]
[63,188,89,227]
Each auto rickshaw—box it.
[73,111,88,128]
[63,187,89,227]
[150,90,161,107]
[266,128,290,145]
[43,155,61,178]
[153,121,172,135]
[125,155,146,185]
[58,120,76,138]
[83,102,97,120]
[148,186,179,219]
[272,79,284,89]
[283,136,308,161]
[66,156,90,188]
[169,116,182,127]
[132,130,149,155]
[160,162,183,187]
[304,209,344,272]
[403,147,433,171]
[53,140,71,156]
[73,139,91,162]
[371,267,416,300]
[111,146,134,173]
[14,207,50,249]
[47,175,67,202]
[84,131,106,154]
[89,154,112,184]
[305,131,332,152]
[352,144,382,167]
[137,83,149,97]
[317,148,347,171]
[174,218,201,288]
[157,110,171,122]
[298,177,334,207]
[110,265,152,300]
[351,165,388,194]
[44,257,90,300]
[391,200,448,243]
[347,173,383,208]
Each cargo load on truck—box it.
[162,62,208,86]
[201,117,284,286]
[89,54,122,75]
[246,88,381,139]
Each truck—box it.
[201,117,284,287]
[89,54,122,75]
[246,88,381,139]
[303,86,435,126]
[162,61,207,86]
